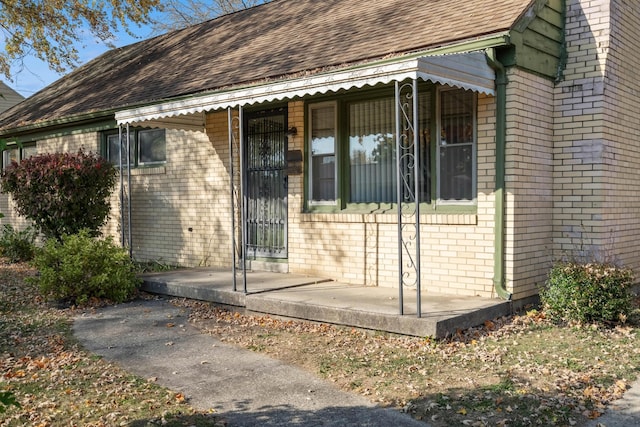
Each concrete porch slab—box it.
[140,268,513,338]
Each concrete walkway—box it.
[73,298,427,426]
[140,268,513,338]
[73,295,640,427]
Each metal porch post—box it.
[228,107,237,292]
[395,82,404,315]
[126,123,132,258]
[118,125,125,247]
[239,105,247,294]
[395,79,423,317]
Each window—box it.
[2,143,37,169]
[104,128,166,167]
[307,86,475,210]
[138,129,166,165]
[438,88,475,202]
[309,103,337,204]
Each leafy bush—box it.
[0,224,36,263]
[30,230,140,305]
[0,150,117,241]
[540,262,634,324]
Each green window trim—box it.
[102,128,167,168]
[1,142,37,170]
[304,84,478,214]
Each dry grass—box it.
[2,260,640,427]
[178,299,640,427]
[0,262,222,426]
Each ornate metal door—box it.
[245,108,288,259]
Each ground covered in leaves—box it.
[176,298,640,427]
[0,262,221,426]
[2,261,640,426]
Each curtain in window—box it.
[439,89,474,201]
[107,132,135,166]
[349,98,396,203]
[310,105,336,202]
[138,129,166,164]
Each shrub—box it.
[540,261,634,324]
[30,230,140,305]
[0,224,36,263]
[0,150,117,241]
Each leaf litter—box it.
[0,261,222,426]
[175,298,640,427]
[2,259,639,426]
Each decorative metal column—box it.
[228,106,247,293]
[118,124,133,257]
[395,79,422,317]
[228,108,238,291]
[238,106,248,294]
[126,123,132,257]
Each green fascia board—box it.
[1,117,117,144]
[516,44,561,77]
[509,0,565,80]
[0,111,117,139]
[527,17,563,43]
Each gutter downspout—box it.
[486,49,512,301]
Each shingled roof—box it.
[0,0,534,132]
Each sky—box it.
[1,20,158,98]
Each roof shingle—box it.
[0,0,533,131]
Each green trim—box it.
[4,119,117,144]
[486,49,512,301]
[305,203,476,215]
[0,111,117,139]
[508,0,566,80]
[303,83,479,215]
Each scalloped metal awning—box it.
[115,51,495,131]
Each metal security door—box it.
[245,108,288,259]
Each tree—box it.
[0,0,161,77]
[150,0,264,33]
[0,150,117,241]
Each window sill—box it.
[300,212,477,225]
[127,165,166,176]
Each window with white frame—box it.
[2,143,37,169]
[309,102,337,204]
[104,128,166,167]
[307,86,476,210]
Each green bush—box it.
[29,230,140,305]
[0,150,117,241]
[0,224,36,263]
[540,261,634,324]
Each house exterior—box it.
[0,82,24,114]
[0,0,637,307]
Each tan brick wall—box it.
[287,97,497,297]
[113,124,233,267]
[553,0,640,273]
[504,68,555,299]
[1,96,501,298]
[599,1,640,271]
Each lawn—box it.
[1,261,640,426]
[0,262,221,426]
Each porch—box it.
[140,268,515,338]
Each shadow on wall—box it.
[112,129,233,268]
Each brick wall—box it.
[504,68,555,299]
[287,97,497,297]
[553,0,640,273]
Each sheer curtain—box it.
[349,97,396,203]
[438,89,474,201]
